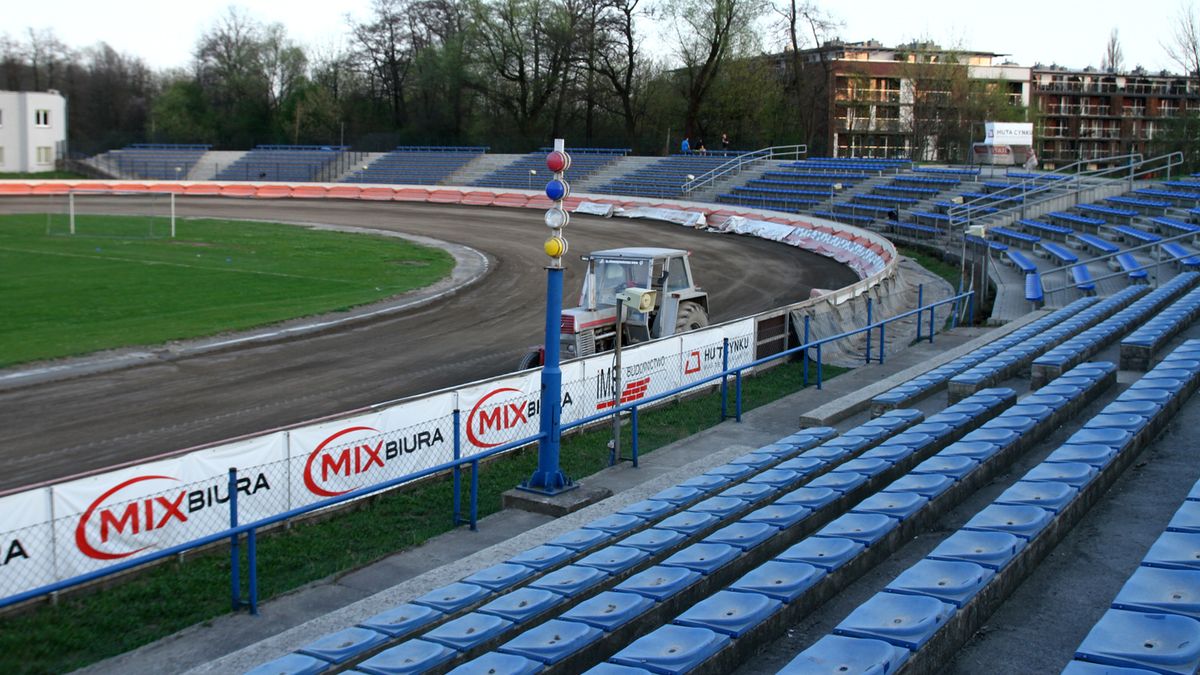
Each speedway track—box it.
[0,196,859,491]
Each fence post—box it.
[228,467,240,612]
[631,407,640,467]
[452,410,462,525]
[470,460,479,531]
[968,292,976,326]
[247,529,258,615]
[802,315,811,387]
[720,337,729,421]
[916,284,924,342]
[865,297,873,364]
[879,322,886,364]
[929,305,936,342]
[816,345,823,389]
[735,371,743,422]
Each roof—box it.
[589,247,688,259]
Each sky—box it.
[3,0,1191,74]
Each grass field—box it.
[0,214,454,366]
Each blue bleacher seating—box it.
[475,148,626,191]
[216,145,347,182]
[1073,232,1120,256]
[346,147,487,185]
[106,144,210,180]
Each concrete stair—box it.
[446,154,523,187]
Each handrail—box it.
[1034,229,1197,304]
[948,152,1185,233]
[681,144,807,194]
[0,288,973,611]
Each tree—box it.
[1165,2,1200,77]
[1102,28,1124,73]
[590,0,654,141]
[774,0,840,152]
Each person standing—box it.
[721,132,730,150]
[681,137,691,154]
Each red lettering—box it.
[360,442,384,472]
[321,448,352,481]
[506,402,528,426]
[100,503,140,543]
[303,426,382,497]
[154,493,188,529]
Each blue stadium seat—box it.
[424,612,513,651]
[561,591,655,631]
[356,639,456,675]
[413,582,491,613]
[477,587,566,624]
[609,624,731,674]
[447,652,544,675]
[926,530,1022,570]
[298,626,389,664]
[358,603,442,638]
[497,619,604,665]
[674,590,782,638]
[775,537,865,571]
[1112,566,1200,620]
[883,558,995,608]
[1074,609,1200,674]
[833,592,956,649]
[727,561,825,602]
[244,653,329,675]
[613,566,701,602]
[777,635,911,675]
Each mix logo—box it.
[74,472,271,561]
[466,387,538,449]
[303,425,445,497]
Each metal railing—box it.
[681,144,807,194]
[1036,230,1199,306]
[0,289,973,612]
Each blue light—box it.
[545,179,569,202]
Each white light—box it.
[530,169,537,175]
[686,174,695,181]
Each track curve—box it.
[0,196,859,491]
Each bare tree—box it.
[774,0,839,151]
[591,0,654,141]
[1102,27,1124,72]
[1164,2,1200,77]
[351,0,417,127]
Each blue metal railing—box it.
[0,289,973,612]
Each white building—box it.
[0,90,67,173]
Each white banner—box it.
[457,363,585,457]
[0,489,54,597]
[614,207,707,228]
[679,319,756,384]
[983,122,1033,146]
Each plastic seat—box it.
[912,455,978,480]
[1088,413,1149,431]
[703,521,780,551]
[621,528,687,554]
[883,473,955,498]
[776,536,865,571]
[650,486,703,505]
[424,612,514,651]
[963,504,1054,540]
[477,587,566,624]
[661,543,741,575]
[851,491,929,521]
[1112,566,1200,620]
[777,635,910,675]
[884,559,995,608]
[1060,660,1159,674]
[413,582,491,613]
[1167,501,1200,533]
[729,560,825,602]
[1143,532,1200,571]
[808,472,869,494]
[995,480,1077,513]
[676,474,729,492]
[728,452,779,468]
[657,510,719,535]
[509,545,574,571]
[447,652,544,675]
[704,463,756,481]
[833,592,956,649]
[815,513,898,545]
[985,416,1037,433]
[619,500,676,520]
[463,563,538,591]
[609,624,731,674]
[584,513,646,536]
[547,528,611,551]
[775,486,839,509]
[961,427,1020,446]
[529,565,609,598]
[577,546,650,575]
[718,483,777,502]
[614,565,702,601]
[357,639,456,675]
[358,603,442,638]
[496,619,604,665]
[775,456,826,474]
[675,590,782,637]
[803,446,853,461]
[888,432,934,448]
[741,504,811,529]
[687,496,750,518]
[939,441,1001,461]
[1075,609,1200,674]
[561,591,655,631]
[858,444,915,464]
[245,654,328,675]
[746,468,804,489]
[926,530,1022,570]
[1045,444,1117,468]
[839,458,892,475]
[1023,461,1098,488]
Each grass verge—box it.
[0,171,88,179]
[0,215,453,366]
[898,246,961,290]
[0,359,847,674]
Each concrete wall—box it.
[0,91,67,173]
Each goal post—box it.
[46,189,177,238]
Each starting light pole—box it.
[521,139,575,495]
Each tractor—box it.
[519,247,710,368]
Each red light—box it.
[546,151,571,173]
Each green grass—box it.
[0,171,87,179]
[0,359,846,674]
[0,215,454,366]
[898,246,961,290]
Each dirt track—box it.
[0,196,858,491]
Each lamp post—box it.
[522,140,574,495]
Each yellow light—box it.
[544,236,567,258]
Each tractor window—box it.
[594,258,651,306]
[666,257,689,292]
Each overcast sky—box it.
[5,0,1192,74]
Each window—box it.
[36,146,52,164]
[35,109,49,127]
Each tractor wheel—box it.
[675,301,709,334]
[518,348,543,370]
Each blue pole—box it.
[916,284,924,342]
[524,265,572,493]
[228,468,239,611]
[929,305,936,342]
[879,323,886,363]
[452,409,462,525]
[720,337,729,421]
[248,529,258,615]
[803,315,810,387]
[470,460,479,531]
[631,407,640,467]
[817,344,823,389]
[735,371,743,422]
[865,297,873,364]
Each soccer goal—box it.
[43,189,177,238]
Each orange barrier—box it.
[327,186,364,200]
[255,185,293,199]
[525,195,555,209]
[219,184,257,198]
[146,183,186,194]
[0,184,33,195]
[394,188,430,202]
[111,183,150,192]
[492,193,530,208]
[184,184,222,196]
[460,191,496,206]
[30,183,72,195]
[290,185,329,199]
[428,189,464,204]
[359,187,396,201]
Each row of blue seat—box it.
[1038,241,1079,264]
[894,175,960,186]
[1107,195,1172,212]
[947,291,1134,400]
[1161,242,1200,269]
[1033,275,1199,385]
[776,361,1120,674]
[1050,211,1105,229]
[871,297,1101,413]
[1115,252,1150,282]
[1006,249,1038,273]
[912,166,980,177]
[1077,203,1137,221]
[1074,232,1120,256]
[1020,219,1072,241]
[992,226,1040,247]
[1120,281,1200,370]
[790,349,1200,675]
[1110,224,1162,244]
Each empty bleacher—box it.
[601,152,746,199]
[344,147,487,185]
[214,145,348,182]
[473,148,628,191]
[103,144,210,179]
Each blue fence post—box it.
[631,407,640,467]
[865,297,873,364]
[816,344,823,389]
[929,305,936,342]
[247,529,258,615]
[735,370,743,422]
[916,284,924,342]
[879,323,886,364]
[968,292,975,326]
[470,460,479,531]
[228,467,240,612]
[452,410,462,525]
[802,315,811,387]
[720,337,729,421]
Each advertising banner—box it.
[0,489,54,598]
[983,122,1033,146]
